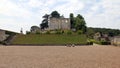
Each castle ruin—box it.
[48,17,71,30]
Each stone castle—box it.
[30,15,71,33]
[48,17,70,30]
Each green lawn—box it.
[11,34,87,45]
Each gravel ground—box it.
[0,45,120,68]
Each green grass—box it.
[11,34,87,45]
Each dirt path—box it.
[0,45,120,68]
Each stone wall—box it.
[48,18,70,30]
[0,30,6,41]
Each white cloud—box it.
[0,0,33,18]
[0,0,40,33]
[52,0,84,17]
[0,0,120,33]
[28,0,43,8]
[84,0,120,29]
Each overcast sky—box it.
[0,0,120,33]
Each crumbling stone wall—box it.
[48,18,70,30]
[0,30,6,41]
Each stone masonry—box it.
[48,18,70,30]
[0,30,6,42]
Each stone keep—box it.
[48,18,70,30]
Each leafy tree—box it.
[70,13,75,29]
[30,26,40,32]
[51,11,60,18]
[77,14,84,19]
[74,14,86,33]
[40,14,49,29]
[81,26,87,33]
[43,14,49,19]
[40,11,60,29]
[75,17,81,30]
[40,22,48,29]
[87,27,120,37]
[87,28,95,38]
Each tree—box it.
[43,14,49,19]
[87,28,95,38]
[75,14,86,33]
[40,11,60,29]
[40,21,48,29]
[51,11,60,18]
[70,13,75,29]
[77,14,84,19]
[40,14,49,29]
[82,26,87,33]
[75,17,82,30]
[30,26,40,33]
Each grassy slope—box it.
[11,34,87,45]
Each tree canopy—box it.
[88,27,120,37]
[40,11,61,29]
[42,14,50,19]
[40,14,49,29]
[40,11,87,33]
[51,11,60,18]
[69,14,87,33]
[30,26,40,32]
[70,13,75,29]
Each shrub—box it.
[87,39,93,45]
[36,31,41,34]
[77,30,83,35]
[87,41,93,45]
[67,30,72,35]
[62,30,64,34]
[46,31,50,34]
[100,41,110,45]
[55,30,63,34]
[88,39,101,44]
[26,31,31,35]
